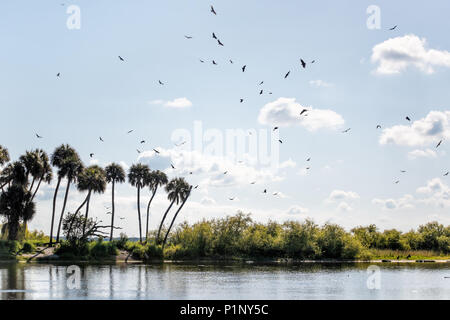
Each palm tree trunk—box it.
[29,176,43,203]
[137,185,142,243]
[29,177,36,194]
[68,194,89,236]
[162,189,192,250]
[56,179,71,243]
[49,177,62,246]
[109,182,115,241]
[157,199,176,244]
[82,190,92,236]
[8,218,20,241]
[145,187,158,242]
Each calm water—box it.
[0,262,449,300]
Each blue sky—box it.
[1,0,450,235]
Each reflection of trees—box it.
[0,264,25,300]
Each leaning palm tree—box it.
[105,163,125,241]
[162,181,192,250]
[0,145,9,166]
[156,177,188,244]
[19,149,53,203]
[144,170,168,242]
[128,163,150,243]
[49,145,83,245]
[75,165,107,236]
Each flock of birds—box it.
[32,4,448,208]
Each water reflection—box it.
[0,262,448,300]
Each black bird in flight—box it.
[175,141,186,147]
[242,65,246,72]
[342,128,351,133]
[284,71,290,78]
[444,172,449,176]
[90,153,94,158]
[406,116,411,121]
[118,56,124,61]
[99,137,104,142]
[153,148,160,154]
[278,139,283,144]
[212,32,217,39]
[395,180,400,184]
[263,189,267,194]
[259,81,264,85]
[311,60,315,64]
[240,99,244,103]
[436,140,443,148]
[250,181,256,184]
[389,25,397,30]
[259,89,263,95]
[140,140,146,144]
[300,59,306,68]
[306,157,311,162]
[199,59,205,63]
[376,125,382,129]
[35,133,43,139]
[127,130,134,134]
[223,171,228,175]
[300,109,308,116]
[210,5,217,15]
[273,127,279,131]
[56,72,60,77]
[400,170,406,173]
[306,167,310,170]
[119,217,125,220]
[158,80,164,85]
[136,149,141,154]
[229,59,234,64]
[184,35,193,39]
[212,60,218,65]
[194,185,199,189]
[217,39,224,46]
[229,197,235,201]
[171,164,176,169]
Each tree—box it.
[75,165,107,236]
[105,163,126,241]
[0,145,10,190]
[157,177,188,244]
[49,144,83,246]
[162,182,192,250]
[128,164,150,243]
[19,149,52,204]
[144,170,168,242]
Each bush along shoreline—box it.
[1,213,449,263]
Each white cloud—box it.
[379,111,450,147]
[337,201,352,212]
[371,34,450,75]
[200,196,216,206]
[372,194,415,210]
[257,98,345,131]
[287,205,309,215]
[149,97,192,108]
[309,80,333,88]
[279,158,296,169]
[327,190,360,202]
[408,148,437,160]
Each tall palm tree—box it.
[105,163,125,241]
[76,165,107,236]
[128,163,150,243]
[49,144,83,246]
[156,177,188,244]
[144,170,168,242]
[162,182,192,250]
[0,145,9,167]
[19,149,52,203]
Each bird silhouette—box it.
[99,137,104,142]
[158,80,164,85]
[259,81,264,85]
[212,60,218,65]
[217,39,224,46]
[199,59,205,63]
[153,148,160,154]
[284,71,290,78]
[35,133,43,139]
[376,125,382,129]
[259,89,263,95]
[278,139,283,144]
[140,140,145,144]
[395,180,400,184]
[406,116,411,121]
[118,56,124,61]
[306,157,311,162]
[300,59,306,68]
[342,128,351,133]
[184,35,193,39]
[263,189,267,193]
[210,5,217,15]
[273,127,279,131]
[171,164,175,169]
[229,59,234,64]
[127,130,134,134]
[194,185,199,189]
[56,72,60,77]
[212,32,217,39]
[250,181,256,184]
[136,149,141,154]
[242,65,246,72]
[400,170,406,173]
[229,197,235,201]
[444,172,449,176]
[436,140,443,148]
[240,99,244,103]
[300,109,308,116]
[223,171,228,175]
[389,25,398,30]
[90,153,94,158]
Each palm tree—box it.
[19,149,52,203]
[0,145,9,167]
[49,144,83,246]
[156,177,188,244]
[76,165,107,236]
[144,170,168,242]
[128,163,150,243]
[162,182,192,250]
[105,163,125,241]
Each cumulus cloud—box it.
[257,98,344,131]
[415,178,450,208]
[337,201,352,212]
[379,111,450,147]
[408,148,437,160]
[309,80,333,88]
[279,158,296,169]
[287,205,309,215]
[200,196,216,206]
[149,97,192,108]
[327,190,360,202]
[371,34,450,75]
[372,194,415,210]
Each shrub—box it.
[21,241,36,253]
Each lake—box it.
[0,262,449,300]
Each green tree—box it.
[105,163,126,241]
[0,145,10,190]
[144,170,168,242]
[128,164,150,243]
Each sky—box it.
[1,0,450,236]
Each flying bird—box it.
[171,164,175,169]
[175,141,186,147]
[217,39,224,46]
[342,128,351,133]
[300,59,306,68]
[263,189,267,194]
[278,140,283,144]
[90,153,94,158]
[140,140,146,144]
[119,217,125,220]
[311,60,315,64]
[212,60,218,65]
[56,72,60,77]
[229,197,235,201]
[306,158,311,162]
[406,116,411,121]
[284,71,290,78]
[223,171,228,175]
[242,65,246,72]
[389,25,398,30]
[259,89,263,95]
[259,81,264,85]
[118,56,124,61]
[250,181,256,184]
[194,185,199,189]
[153,148,160,154]
[212,32,217,39]
[199,59,205,63]
[210,5,217,15]
[376,125,382,129]
[436,140,443,148]
[273,127,279,131]
[136,149,141,154]
[158,80,164,85]
[35,133,43,139]
[127,130,134,134]
[300,109,308,116]
[394,180,400,184]
[444,172,449,176]
[229,59,234,64]
[184,35,193,39]
[99,137,104,142]
[400,170,406,173]
[240,98,244,103]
